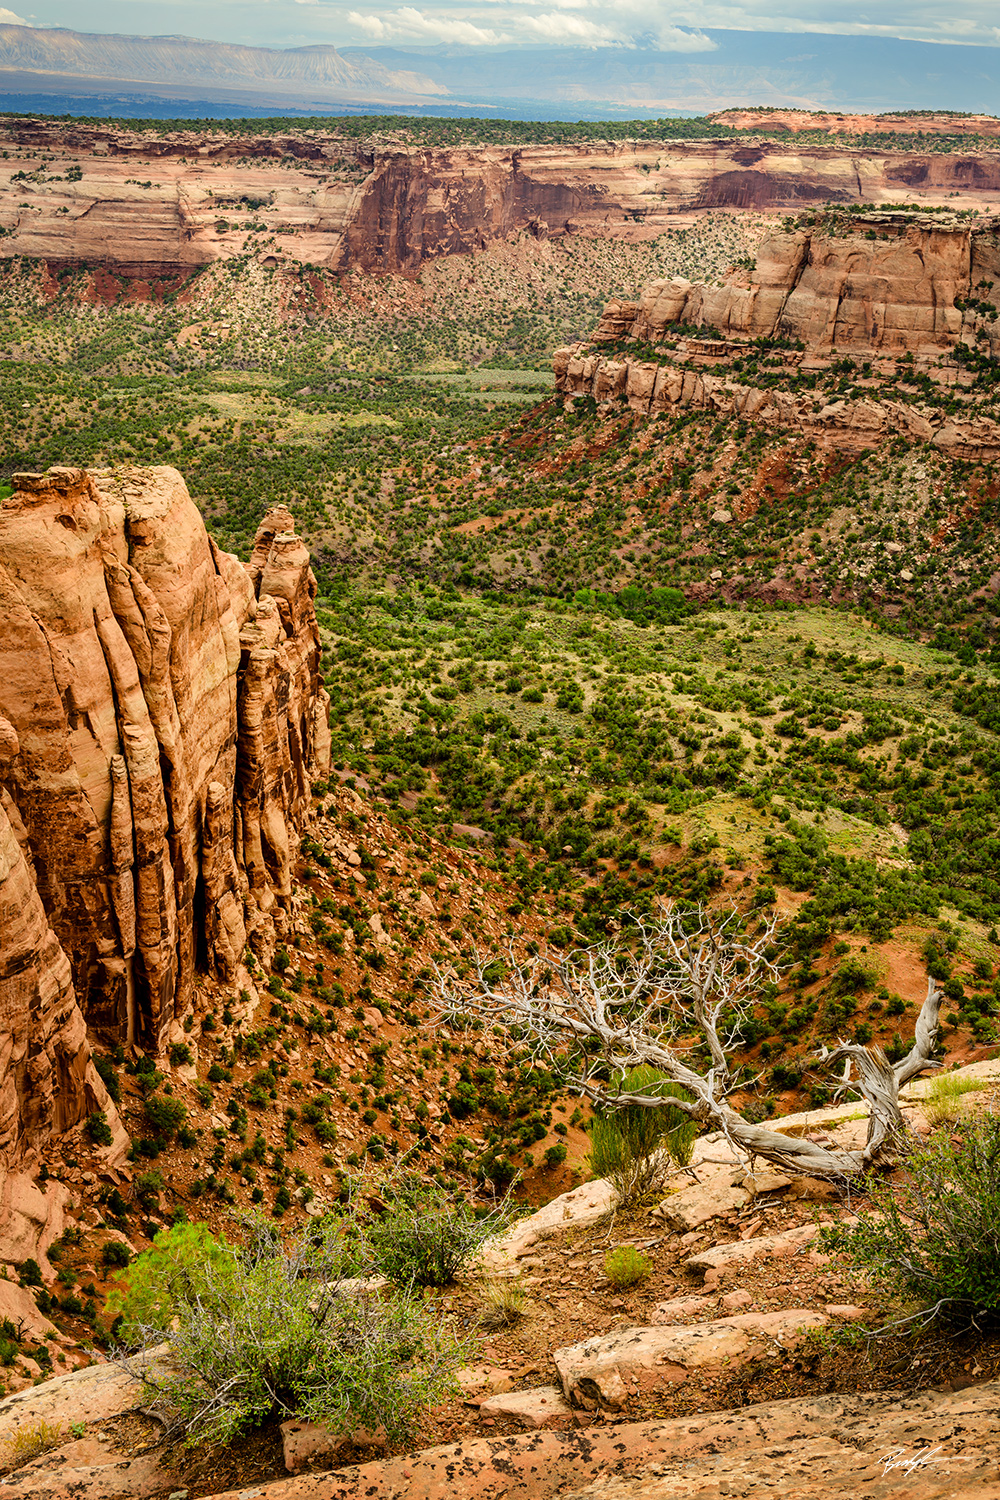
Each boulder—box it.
[553,1310,827,1410]
[478,1386,575,1430]
[656,1180,749,1231]
[480,1179,616,1269]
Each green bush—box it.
[102,1240,131,1269]
[144,1094,187,1142]
[114,1215,463,1447]
[604,1245,652,1289]
[589,1066,697,1207]
[85,1110,114,1147]
[819,1113,1000,1327]
[367,1177,513,1287]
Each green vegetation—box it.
[590,1067,696,1206]
[603,1244,652,1289]
[820,1113,1000,1327]
[114,1214,463,1447]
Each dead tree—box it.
[435,904,943,1183]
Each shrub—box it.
[84,1110,114,1147]
[604,1245,652,1290]
[107,1223,225,1330]
[367,1177,514,1287]
[589,1066,697,1207]
[144,1094,187,1143]
[820,1113,1000,1327]
[113,1214,463,1448]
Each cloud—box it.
[348,4,504,41]
[0,7,29,21]
[344,0,716,48]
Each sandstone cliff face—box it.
[4,119,1000,280]
[0,712,126,1205]
[0,466,330,1053]
[595,213,1000,358]
[555,345,1000,460]
[556,213,1000,454]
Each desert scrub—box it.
[922,1072,986,1128]
[2,1419,65,1471]
[819,1112,1000,1327]
[112,1213,464,1448]
[589,1065,697,1207]
[367,1175,515,1287]
[478,1275,529,1331]
[604,1245,652,1290]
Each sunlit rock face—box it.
[0,464,330,1052]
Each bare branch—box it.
[434,902,943,1185]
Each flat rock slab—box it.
[0,1449,167,1497]
[479,1386,574,1430]
[553,1310,827,1410]
[649,1295,715,1324]
[686,1222,819,1278]
[656,1180,749,1231]
[0,1359,151,1443]
[197,1380,1000,1500]
[480,1180,616,1268]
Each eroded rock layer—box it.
[595,213,1000,357]
[556,212,1000,455]
[0,465,330,1053]
[5,119,1000,279]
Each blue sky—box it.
[5,0,1000,51]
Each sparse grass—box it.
[477,1276,529,1331]
[2,1419,65,1471]
[923,1074,989,1128]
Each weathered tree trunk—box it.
[436,910,944,1185]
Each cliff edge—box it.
[0,466,331,1078]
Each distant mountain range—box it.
[1,21,999,118]
[0,24,446,108]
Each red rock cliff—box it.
[5,119,1000,279]
[0,466,331,1053]
[592,211,1000,358]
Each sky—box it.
[4,0,1000,52]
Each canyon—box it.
[4,116,1000,280]
[555,209,1000,455]
[0,465,329,1185]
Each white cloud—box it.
[0,7,29,21]
[348,4,504,40]
[343,0,716,48]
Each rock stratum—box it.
[5,117,1000,279]
[0,466,330,1174]
[556,210,1000,457]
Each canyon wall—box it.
[555,344,1000,460]
[555,212,1000,457]
[4,119,1000,279]
[0,465,331,1056]
[592,213,1000,359]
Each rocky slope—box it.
[0,465,330,1064]
[4,118,1000,280]
[556,209,1000,454]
